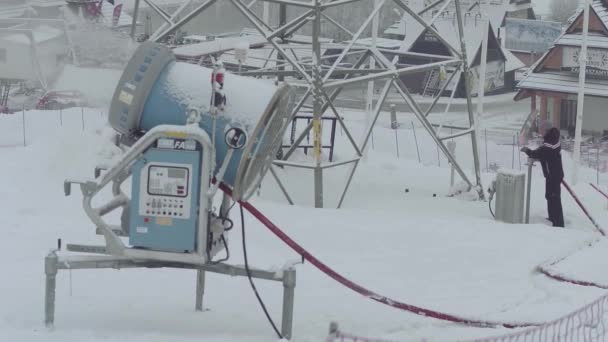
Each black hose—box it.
[240,204,283,339]
[489,196,495,219]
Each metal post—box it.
[525,158,534,223]
[437,144,441,167]
[454,0,484,198]
[411,121,421,163]
[281,268,296,339]
[45,252,58,327]
[572,0,591,185]
[597,143,600,185]
[512,135,515,169]
[484,128,488,171]
[130,0,141,39]
[390,104,398,129]
[81,107,85,131]
[312,0,323,208]
[476,14,489,160]
[518,133,522,171]
[277,3,287,82]
[59,108,63,126]
[363,0,380,161]
[448,141,456,187]
[394,130,400,159]
[195,269,205,311]
[22,106,26,147]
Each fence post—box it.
[411,121,421,163]
[597,143,600,185]
[81,107,85,131]
[517,133,522,171]
[59,108,63,126]
[437,145,441,167]
[22,106,26,147]
[512,135,515,169]
[391,105,399,159]
[448,141,456,187]
[394,130,400,159]
[485,128,489,172]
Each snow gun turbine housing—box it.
[108,41,294,201]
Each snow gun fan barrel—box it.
[108,42,295,201]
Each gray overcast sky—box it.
[534,0,551,16]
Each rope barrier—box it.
[562,180,606,236]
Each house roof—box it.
[515,0,608,98]
[503,47,525,72]
[403,14,505,66]
[385,0,528,40]
[517,71,608,97]
[349,37,405,50]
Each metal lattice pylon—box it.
[133,0,485,208]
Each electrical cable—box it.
[489,196,495,219]
[210,234,230,264]
[240,204,283,339]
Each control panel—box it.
[129,147,201,252]
[139,164,192,219]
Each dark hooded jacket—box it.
[524,128,564,183]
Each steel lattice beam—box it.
[128,0,484,206]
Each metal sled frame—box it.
[52,124,297,338]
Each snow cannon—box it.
[108,42,294,201]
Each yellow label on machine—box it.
[156,217,173,226]
[118,91,134,105]
[165,132,189,139]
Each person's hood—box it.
[543,127,560,149]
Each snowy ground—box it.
[2,100,608,341]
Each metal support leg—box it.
[281,268,296,339]
[195,269,205,311]
[45,252,58,328]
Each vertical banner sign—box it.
[113,4,123,27]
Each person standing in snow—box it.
[211,59,226,111]
[520,127,565,227]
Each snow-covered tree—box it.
[549,0,580,24]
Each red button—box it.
[144,217,149,223]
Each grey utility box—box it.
[495,169,526,224]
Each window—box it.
[0,48,6,63]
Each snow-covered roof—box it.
[173,35,268,58]
[557,33,608,49]
[239,28,333,44]
[383,20,405,37]
[1,25,64,44]
[121,0,189,11]
[403,14,497,65]
[0,4,32,19]
[349,37,404,50]
[502,47,525,72]
[390,0,522,50]
[29,0,67,8]
[517,71,608,97]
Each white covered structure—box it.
[0,20,69,89]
